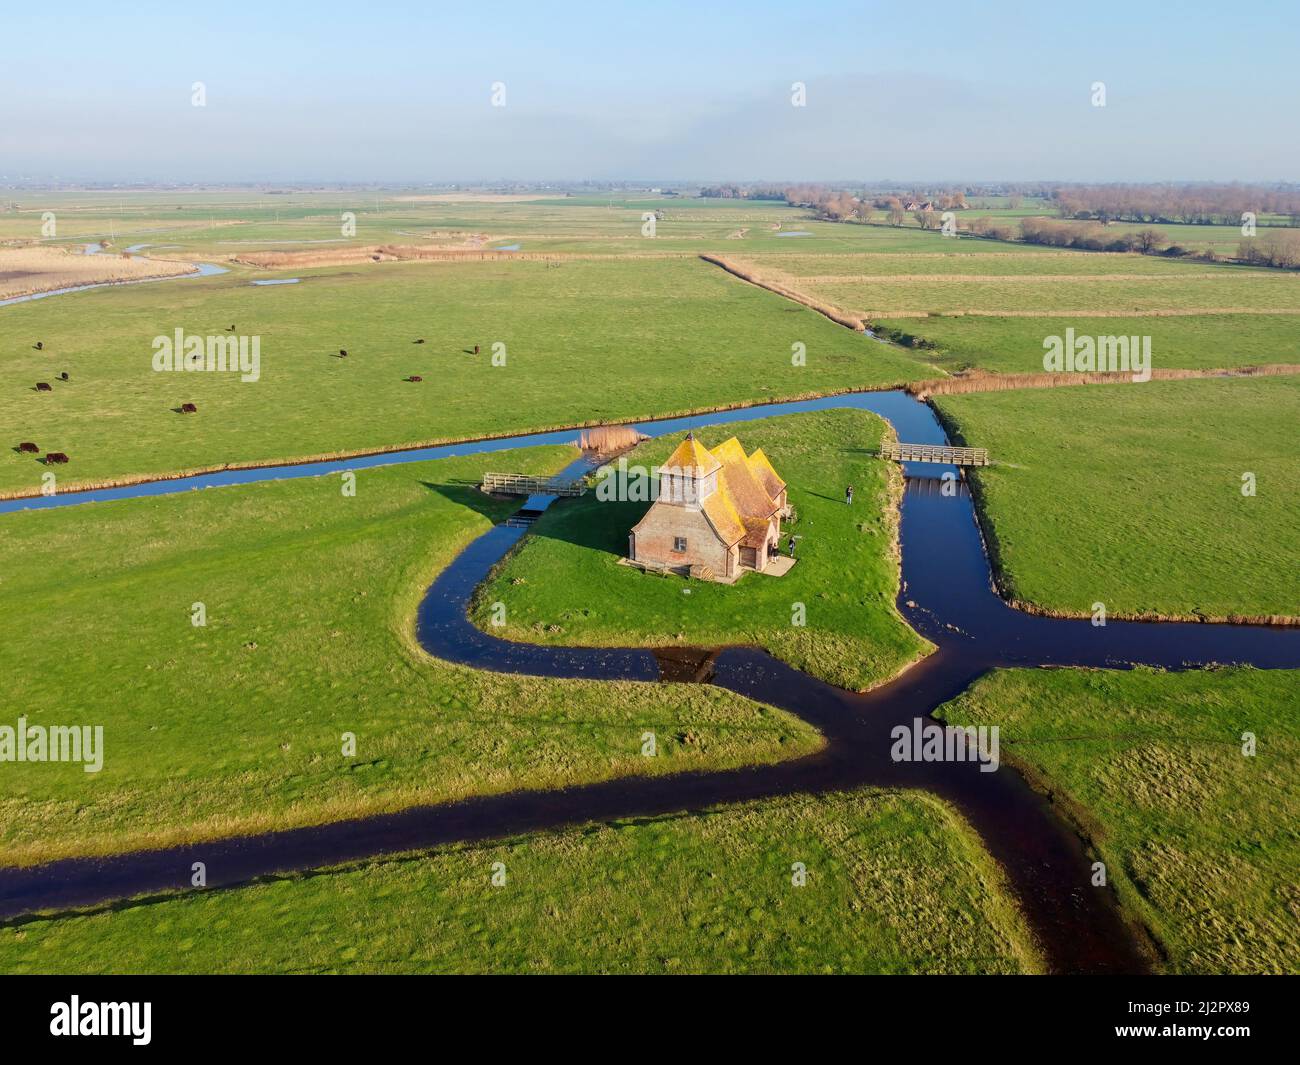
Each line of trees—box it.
[1052,184,1300,226]
[1019,216,1174,254]
[1239,230,1300,268]
[698,185,786,200]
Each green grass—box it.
[822,274,1300,316]
[0,255,930,495]
[0,445,821,866]
[755,250,1262,277]
[0,788,1042,974]
[933,377,1300,620]
[938,667,1300,974]
[471,409,931,690]
[874,313,1300,373]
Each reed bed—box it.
[908,362,1300,399]
[578,425,647,453]
[699,254,865,331]
[0,246,196,301]
[233,246,696,270]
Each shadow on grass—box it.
[529,495,652,557]
[420,479,651,558]
[418,480,515,523]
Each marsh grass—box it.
[932,377,1300,621]
[0,788,1042,974]
[0,445,820,866]
[939,667,1300,973]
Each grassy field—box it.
[875,313,1300,374]
[1048,218,1299,257]
[0,788,1042,974]
[0,254,930,496]
[746,250,1250,278]
[825,275,1300,317]
[0,444,821,867]
[938,667,1300,974]
[932,377,1300,621]
[471,409,930,691]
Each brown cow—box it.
[180,402,198,413]
[45,452,69,464]
[35,382,52,391]
[407,375,423,382]
[17,442,39,453]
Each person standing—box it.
[845,484,854,505]
[788,534,797,558]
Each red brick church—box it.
[627,432,789,582]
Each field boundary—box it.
[864,307,1300,318]
[699,253,865,330]
[0,386,920,502]
[228,246,696,269]
[906,362,1300,399]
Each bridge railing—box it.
[879,441,990,467]
[482,472,588,496]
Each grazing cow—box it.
[180,402,198,413]
[408,375,423,382]
[35,382,52,391]
[339,349,348,357]
[17,442,39,453]
[414,338,425,344]
[59,372,69,381]
[45,452,69,464]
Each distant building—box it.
[628,433,789,581]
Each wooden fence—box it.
[879,441,989,467]
[482,472,588,497]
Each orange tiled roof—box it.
[713,437,782,523]
[701,482,747,545]
[746,447,786,499]
[662,432,721,475]
[634,432,785,550]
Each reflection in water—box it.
[651,647,721,684]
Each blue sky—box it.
[4,0,1297,182]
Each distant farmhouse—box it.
[628,433,790,582]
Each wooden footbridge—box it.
[481,472,588,497]
[880,441,990,467]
